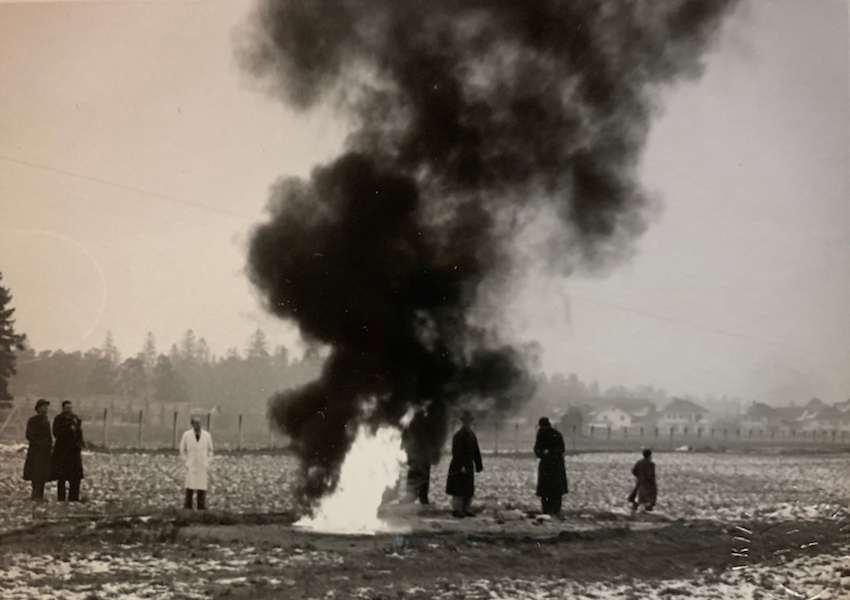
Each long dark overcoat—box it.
[534,426,568,497]
[51,413,85,481]
[445,428,482,498]
[630,457,657,506]
[23,414,53,482]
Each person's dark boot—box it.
[452,511,465,518]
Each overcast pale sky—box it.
[0,0,847,404]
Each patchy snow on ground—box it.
[2,452,849,536]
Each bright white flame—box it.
[295,424,409,535]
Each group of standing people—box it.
[23,399,215,510]
[407,411,657,517]
[23,399,85,502]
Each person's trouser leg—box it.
[418,477,430,504]
[197,490,206,510]
[57,480,67,502]
[551,494,562,514]
[451,496,464,517]
[419,465,430,504]
[184,489,194,510]
[31,480,45,501]
[462,496,473,516]
[68,479,81,502]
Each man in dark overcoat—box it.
[534,417,568,514]
[23,399,53,501]
[402,415,431,504]
[51,400,85,502]
[445,410,483,518]
[629,448,657,512]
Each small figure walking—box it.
[534,417,568,515]
[629,449,657,512]
[445,411,483,518]
[180,417,214,510]
[51,400,85,502]
[23,399,53,502]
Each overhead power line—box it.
[0,154,254,221]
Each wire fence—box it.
[3,406,848,453]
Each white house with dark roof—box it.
[657,398,711,431]
[742,402,781,429]
[587,406,633,429]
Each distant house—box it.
[657,398,711,431]
[587,407,633,430]
[774,406,806,427]
[798,404,850,432]
[797,397,828,423]
[834,399,850,414]
[742,402,781,429]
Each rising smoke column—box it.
[240,0,738,508]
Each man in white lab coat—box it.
[180,417,214,510]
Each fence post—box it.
[137,409,144,448]
[607,426,611,441]
[831,430,836,444]
[669,426,674,450]
[172,411,179,449]
[623,426,628,441]
[206,413,212,433]
[494,421,499,455]
[654,427,659,441]
[102,408,109,448]
[697,428,702,442]
[238,414,244,450]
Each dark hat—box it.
[460,410,474,423]
[35,399,49,410]
[538,417,551,428]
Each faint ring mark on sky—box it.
[0,229,108,347]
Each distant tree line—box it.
[10,329,323,415]
[9,328,742,420]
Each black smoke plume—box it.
[240,0,738,508]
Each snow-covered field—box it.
[1,447,849,534]
[2,447,848,600]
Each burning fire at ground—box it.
[294,424,409,535]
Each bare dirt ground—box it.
[1,449,848,599]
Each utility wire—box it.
[0,154,254,221]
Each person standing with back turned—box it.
[445,410,483,518]
[534,417,568,515]
[180,417,214,510]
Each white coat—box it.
[180,429,214,491]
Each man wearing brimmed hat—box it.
[23,399,53,501]
[445,410,483,518]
